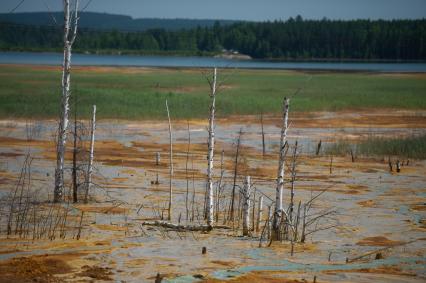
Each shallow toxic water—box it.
[0,111,425,282]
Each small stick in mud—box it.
[388,157,393,172]
[256,196,263,232]
[251,187,256,231]
[289,141,298,223]
[156,152,160,166]
[316,140,322,155]
[350,148,355,162]
[155,273,162,283]
[329,155,333,174]
[155,152,160,185]
[242,176,251,236]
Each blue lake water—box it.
[0,51,426,72]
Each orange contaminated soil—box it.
[269,242,317,254]
[93,224,128,232]
[325,265,416,277]
[209,260,236,267]
[356,236,404,247]
[78,264,114,281]
[74,204,128,214]
[410,204,426,211]
[217,109,426,129]
[202,270,305,283]
[357,200,377,208]
[0,253,79,283]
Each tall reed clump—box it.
[326,134,426,159]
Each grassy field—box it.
[325,134,426,159]
[0,64,425,119]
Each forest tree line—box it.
[1,16,425,60]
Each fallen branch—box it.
[141,220,231,231]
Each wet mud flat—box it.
[0,110,425,282]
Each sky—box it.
[1,0,426,21]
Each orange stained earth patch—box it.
[74,204,128,214]
[356,236,404,247]
[202,270,305,283]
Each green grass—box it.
[0,65,425,120]
[325,134,426,159]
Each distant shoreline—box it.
[1,49,426,64]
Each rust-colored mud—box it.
[357,236,404,247]
[325,265,416,277]
[0,255,73,283]
[74,204,128,214]
[203,271,304,283]
[78,265,114,281]
[357,200,376,208]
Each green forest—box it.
[1,15,425,60]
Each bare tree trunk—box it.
[84,105,96,203]
[242,176,251,236]
[206,68,217,227]
[54,0,79,203]
[185,121,191,221]
[166,99,173,221]
[272,97,290,239]
[229,128,242,223]
[256,196,263,232]
[267,205,272,240]
[252,188,256,231]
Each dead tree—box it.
[84,105,96,203]
[206,68,217,227]
[272,97,290,240]
[166,99,173,220]
[185,121,191,221]
[242,176,251,236]
[229,128,242,222]
[54,0,80,203]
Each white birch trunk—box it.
[242,176,251,236]
[256,195,263,232]
[54,0,79,203]
[273,97,290,234]
[166,99,173,220]
[206,68,217,227]
[84,105,96,203]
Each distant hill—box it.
[0,12,239,31]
